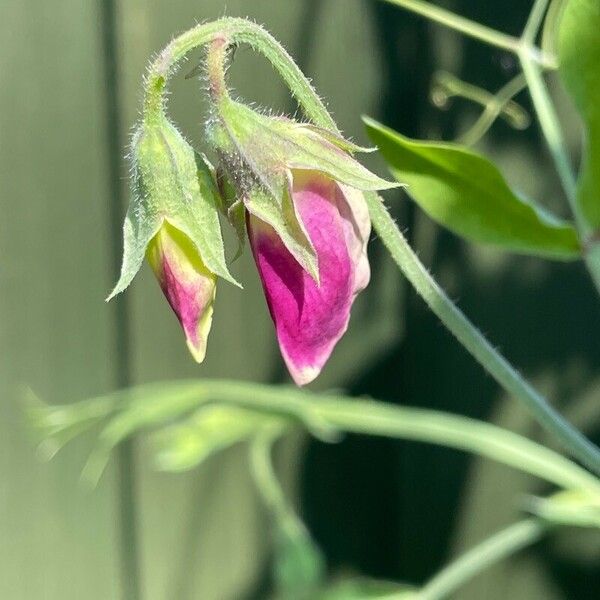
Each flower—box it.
[146,221,217,363]
[248,170,370,385]
[209,99,396,384]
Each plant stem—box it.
[522,0,550,44]
[365,193,600,477]
[380,0,555,69]
[249,430,306,539]
[37,380,600,495]
[416,519,546,600]
[459,74,529,146]
[518,51,600,295]
[518,51,579,219]
[133,380,600,494]
[143,18,338,132]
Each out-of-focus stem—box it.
[380,0,556,69]
[417,519,546,600]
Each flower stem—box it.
[143,18,338,132]
[380,0,556,69]
[249,430,306,539]
[365,193,600,477]
[518,51,579,219]
[417,519,546,600]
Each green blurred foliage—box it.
[1,1,599,599]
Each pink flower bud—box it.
[146,221,217,363]
[248,170,370,385]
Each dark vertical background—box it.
[0,1,598,599]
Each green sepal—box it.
[559,0,600,229]
[107,118,239,301]
[245,176,320,283]
[213,99,397,195]
[365,117,581,261]
[299,123,376,154]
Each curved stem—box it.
[143,17,337,132]
[416,519,546,600]
[249,430,306,539]
[365,193,600,477]
[459,74,529,146]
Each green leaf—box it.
[559,0,600,229]
[274,528,326,599]
[365,117,581,260]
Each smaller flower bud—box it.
[108,116,239,363]
[146,221,217,363]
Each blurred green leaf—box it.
[315,577,415,599]
[274,527,326,599]
[364,117,581,260]
[153,405,286,472]
[559,0,600,229]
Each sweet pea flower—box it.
[210,99,396,384]
[248,170,370,385]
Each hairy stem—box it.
[417,519,546,600]
[366,193,600,477]
[143,17,337,131]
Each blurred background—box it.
[1,0,599,598]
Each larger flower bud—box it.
[248,171,371,385]
[209,98,397,383]
[108,115,238,362]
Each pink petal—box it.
[146,221,217,363]
[248,170,370,385]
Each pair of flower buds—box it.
[108,79,396,385]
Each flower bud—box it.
[146,221,217,363]
[248,171,371,385]
[108,116,238,363]
[208,99,393,383]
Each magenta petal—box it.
[248,171,370,385]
